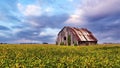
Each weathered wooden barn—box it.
[56,26,97,45]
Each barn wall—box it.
[57,27,67,45]
[57,27,80,46]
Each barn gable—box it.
[56,26,97,45]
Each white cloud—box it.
[17,3,41,16]
[0,33,10,38]
[39,28,60,37]
[27,20,39,27]
[44,7,54,16]
[17,3,23,12]
[24,5,41,16]
[39,28,60,44]
[65,9,86,25]
[12,28,23,34]
[39,32,48,36]
[68,0,73,2]
[17,3,55,27]
[45,7,53,13]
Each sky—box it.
[0,0,120,44]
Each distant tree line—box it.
[0,43,7,44]
[20,43,39,44]
[19,42,48,44]
[0,42,49,44]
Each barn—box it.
[56,26,98,45]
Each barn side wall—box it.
[57,27,79,46]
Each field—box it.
[0,44,120,68]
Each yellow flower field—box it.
[0,44,120,68]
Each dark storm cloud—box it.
[14,14,69,43]
[15,29,55,43]
[72,0,120,43]
[85,13,120,43]
[16,30,40,39]
[26,14,69,28]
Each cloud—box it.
[85,0,120,43]
[24,14,69,28]
[44,7,53,13]
[68,0,73,2]
[82,0,120,21]
[65,9,86,25]
[18,3,41,16]
[15,1,69,44]
[0,25,10,30]
[14,28,59,43]
[65,0,120,25]
[23,5,41,16]
[39,28,60,37]
[64,0,120,43]
[0,0,24,37]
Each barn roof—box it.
[59,26,97,41]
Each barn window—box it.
[64,37,66,40]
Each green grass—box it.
[0,44,120,68]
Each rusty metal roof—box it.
[70,27,97,41]
[59,26,97,41]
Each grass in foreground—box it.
[0,44,120,68]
